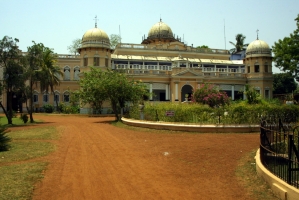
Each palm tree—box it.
[39,48,63,111]
[229,34,247,53]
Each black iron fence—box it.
[260,119,299,188]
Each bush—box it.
[0,126,10,151]
[127,101,299,125]
[43,104,54,113]
[58,103,79,114]
[20,113,28,123]
[193,83,230,107]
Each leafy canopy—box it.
[272,14,299,79]
[273,73,297,94]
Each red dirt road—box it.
[21,115,259,200]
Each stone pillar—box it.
[166,84,169,101]
[150,83,153,101]
[175,82,179,101]
[232,85,235,101]
[243,85,246,100]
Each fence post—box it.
[287,134,293,184]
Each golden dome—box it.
[80,27,110,49]
[246,39,271,56]
[148,20,174,39]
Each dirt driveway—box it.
[18,115,259,200]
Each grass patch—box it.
[0,141,55,163]
[0,162,47,200]
[236,150,279,200]
[0,126,59,199]
[0,115,43,127]
[8,126,59,140]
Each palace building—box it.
[4,19,274,114]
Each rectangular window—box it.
[94,57,99,66]
[33,94,38,103]
[247,66,250,73]
[105,58,108,67]
[264,65,268,72]
[84,57,88,66]
[265,90,270,99]
[254,65,260,72]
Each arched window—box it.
[53,91,60,103]
[43,91,49,103]
[64,66,70,80]
[63,91,70,103]
[33,91,39,103]
[74,66,80,80]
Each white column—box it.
[165,84,169,100]
[175,83,178,101]
[150,83,153,101]
[232,85,235,100]
[243,85,246,100]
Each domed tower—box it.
[244,35,273,99]
[78,20,111,68]
[141,19,178,45]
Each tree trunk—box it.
[6,91,13,124]
[29,81,34,123]
[0,102,12,124]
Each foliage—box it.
[272,14,299,80]
[67,38,81,55]
[229,33,248,53]
[110,34,121,49]
[196,45,209,48]
[193,83,230,107]
[244,84,261,104]
[273,72,297,94]
[19,113,28,123]
[0,36,25,124]
[128,100,299,125]
[78,67,148,121]
[43,104,54,113]
[78,68,108,113]
[0,126,10,151]
[58,102,79,114]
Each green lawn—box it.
[0,126,59,200]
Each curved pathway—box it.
[13,115,259,199]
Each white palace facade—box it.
[5,19,274,113]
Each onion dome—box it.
[80,27,110,49]
[246,39,271,57]
[148,20,174,40]
[141,19,177,44]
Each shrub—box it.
[0,126,10,151]
[20,113,28,123]
[43,104,54,113]
[193,83,230,107]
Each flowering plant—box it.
[193,83,230,107]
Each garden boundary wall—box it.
[121,117,259,133]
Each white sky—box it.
[1,0,298,73]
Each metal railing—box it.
[260,119,299,188]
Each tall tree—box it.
[67,38,81,55]
[0,36,25,124]
[272,14,299,80]
[39,47,62,110]
[229,34,247,53]
[25,42,44,123]
[273,73,297,94]
[79,67,108,114]
[110,34,121,49]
